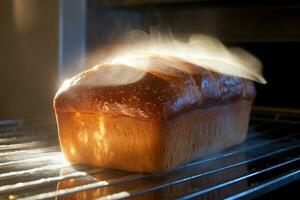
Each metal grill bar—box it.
[18,174,148,200]
[178,156,300,199]
[224,169,300,200]
[0,164,68,179]
[0,111,299,200]
[0,126,296,186]
[0,146,59,157]
[0,137,297,197]
[0,168,106,193]
[95,144,300,200]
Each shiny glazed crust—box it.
[54,55,256,120]
[54,55,255,173]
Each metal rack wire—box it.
[0,111,299,200]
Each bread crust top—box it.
[54,55,255,120]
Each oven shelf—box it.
[0,111,299,200]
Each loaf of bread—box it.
[54,55,255,173]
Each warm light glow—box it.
[96,191,130,200]
[13,0,37,32]
[55,31,266,95]
[49,152,70,165]
[97,31,266,84]
[93,117,108,154]
[57,79,72,94]
[99,117,106,136]
[69,146,75,156]
[55,75,82,97]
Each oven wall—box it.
[0,0,59,120]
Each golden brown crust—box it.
[55,100,251,173]
[54,55,255,120]
[56,111,164,172]
[54,55,255,173]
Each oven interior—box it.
[1,0,300,199]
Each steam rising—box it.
[95,30,266,84]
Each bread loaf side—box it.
[54,55,255,173]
